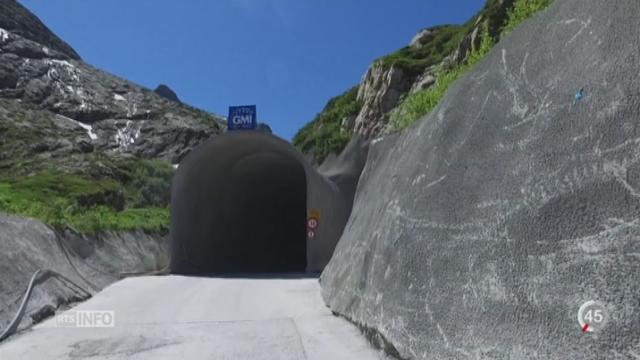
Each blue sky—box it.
[20,0,485,140]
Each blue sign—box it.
[228,105,257,131]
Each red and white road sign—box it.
[307,217,319,230]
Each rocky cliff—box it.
[321,0,640,358]
[294,0,515,163]
[154,84,181,103]
[0,17,222,164]
[0,0,224,235]
[0,0,79,60]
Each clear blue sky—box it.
[20,0,485,140]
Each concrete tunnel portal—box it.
[170,131,364,274]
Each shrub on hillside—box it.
[388,0,551,132]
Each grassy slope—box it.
[292,87,361,164]
[377,24,468,77]
[0,99,178,234]
[389,0,552,130]
[0,158,173,234]
[293,25,466,164]
[294,0,552,161]
[292,3,488,162]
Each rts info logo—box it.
[56,310,115,328]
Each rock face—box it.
[353,63,413,138]
[0,213,168,333]
[0,0,79,60]
[321,0,640,358]
[409,28,437,49]
[451,0,513,65]
[154,84,181,103]
[0,0,223,165]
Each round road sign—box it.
[307,217,319,230]
[307,230,316,239]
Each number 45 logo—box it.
[578,301,609,333]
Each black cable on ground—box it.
[0,269,92,342]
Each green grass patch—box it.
[501,0,552,38]
[376,25,468,77]
[66,206,169,234]
[388,24,495,131]
[0,163,172,234]
[293,87,361,163]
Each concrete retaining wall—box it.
[321,0,640,358]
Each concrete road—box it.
[0,275,388,359]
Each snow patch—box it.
[172,164,179,170]
[0,28,10,42]
[57,115,98,140]
[79,122,98,140]
[113,94,127,102]
[42,47,50,55]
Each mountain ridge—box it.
[0,0,79,60]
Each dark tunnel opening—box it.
[170,134,308,275]
[220,152,307,273]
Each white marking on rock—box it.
[501,49,508,73]
[411,174,426,186]
[172,164,179,170]
[370,137,383,145]
[425,302,450,348]
[567,17,592,45]
[605,161,640,198]
[114,94,126,102]
[425,175,447,190]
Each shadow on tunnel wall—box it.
[169,131,369,275]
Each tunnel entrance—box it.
[222,152,307,273]
[170,133,308,275]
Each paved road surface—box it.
[0,275,388,359]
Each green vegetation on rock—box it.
[389,0,551,131]
[0,158,173,234]
[293,0,540,159]
[293,87,362,164]
[377,25,467,77]
[501,0,552,38]
[389,25,495,131]
[0,97,177,234]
